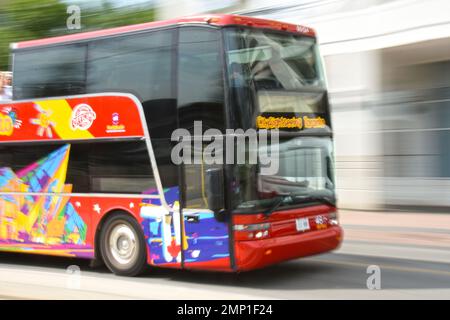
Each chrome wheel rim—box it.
[108,223,138,266]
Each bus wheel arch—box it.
[95,209,148,276]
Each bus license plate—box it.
[296,218,310,232]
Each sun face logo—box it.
[0,107,22,136]
[0,113,13,136]
[70,104,96,131]
[2,107,23,129]
[30,104,56,138]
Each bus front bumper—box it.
[234,225,343,271]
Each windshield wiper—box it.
[291,194,336,207]
[263,196,290,216]
[262,193,335,216]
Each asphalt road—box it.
[0,239,449,300]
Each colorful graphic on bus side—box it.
[0,144,89,256]
[140,187,230,268]
[0,95,144,143]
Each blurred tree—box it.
[0,0,67,69]
[82,1,155,30]
[0,0,155,70]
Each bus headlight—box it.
[234,223,271,240]
[328,212,339,225]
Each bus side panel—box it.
[182,210,231,271]
[0,95,145,144]
[138,187,232,271]
[0,145,94,258]
[0,94,146,258]
[139,186,182,268]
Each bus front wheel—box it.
[99,213,147,277]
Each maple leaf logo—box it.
[167,238,181,259]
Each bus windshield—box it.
[224,27,330,131]
[230,136,336,213]
[226,28,325,91]
[224,27,335,213]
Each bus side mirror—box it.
[205,168,225,216]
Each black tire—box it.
[99,213,147,277]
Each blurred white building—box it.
[157,0,450,211]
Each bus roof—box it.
[13,14,315,50]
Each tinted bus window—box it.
[178,27,225,131]
[178,28,225,209]
[0,146,13,167]
[13,44,87,100]
[88,141,156,194]
[87,31,173,101]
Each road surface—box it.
[1,210,450,300]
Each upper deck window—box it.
[177,27,225,131]
[13,44,87,100]
[86,30,174,102]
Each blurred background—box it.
[1,0,450,211]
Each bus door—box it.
[180,162,231,270]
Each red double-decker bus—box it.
[0,14,342,276]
